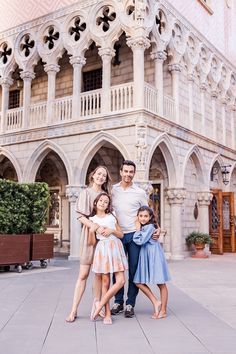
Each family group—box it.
[66,160,170,325]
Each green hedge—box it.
[0,179,50,234]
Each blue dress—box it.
[133,224,171,284]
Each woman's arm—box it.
[78,215,94,228]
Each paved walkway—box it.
[0,254,236,354]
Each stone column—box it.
[166,188,186,260]
[230,105,236,150]
[127,36,150,109]
[69,56,86,120]
[66,185,82,261]
[0,77,13,133]
[211,91,218,141]
[150,50,166,116]
[44,63,60,124]
[20,70,35,129]
[197,192,213,234]
[188,74,194,130]
[200,84,206,135]
[98,47,115,114]
[168,64,181,124]
[221,98,227,146]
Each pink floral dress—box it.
[90,213,128,274]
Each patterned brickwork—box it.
[0,0,78,32]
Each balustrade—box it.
[80,89,102,117]
[6,108,23,131]
[144,83,158,114]
[29,102,47,127]
[53,96,72,122]
[164,95,176,121]
[110,83,133,112]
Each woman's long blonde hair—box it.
[88,165,112,194]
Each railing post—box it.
[0,77,13,133]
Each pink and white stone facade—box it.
[0,0,235,259]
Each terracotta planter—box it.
[191,243,209,258]
[30,233,54,267]
[0,234,31,270]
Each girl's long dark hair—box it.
[90,192,113,217]
[88,165,112,194]
[137,206,156,226]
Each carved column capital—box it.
[197,191,213,206]
[0,77,13,87]
[66,185,84,203]
[150,50,167,62]
[20,70,35,81]
[69,55,86,67]
[168,63,182,73]
[44,63,60,74]
[166,188,186,204]
[127,36,150,51]
[98,47,115,59]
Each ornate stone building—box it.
[0,0,236,259]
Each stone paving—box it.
[0,254,236,354]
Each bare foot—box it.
[66,312,77,323]
[157,311,166,319]
[151,300,162,319]
[91,301,102,321]
[103,316,112,325]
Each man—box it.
[110,160,159,318]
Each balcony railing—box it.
[144,83,158,114]
[110,82,133,112]
[80,89,101,117]
[29,102,47,127]
[1,82,181,134]
[6,108,23,131]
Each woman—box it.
[66,165,112,322]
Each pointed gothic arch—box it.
[0,147,22,181]
[23,140,73,183]
[147,133,179,187]
[75,131,130,184]
[182,145,207,189]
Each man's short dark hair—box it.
[120,160,136,172]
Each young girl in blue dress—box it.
[133,206,170,319]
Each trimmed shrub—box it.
[0,179,50,234]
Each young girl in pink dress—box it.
[89,192,128,324]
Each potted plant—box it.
[185,231,212,258]
[0,180,31,272]
[0,179,54,271]
[27,183,54,268]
